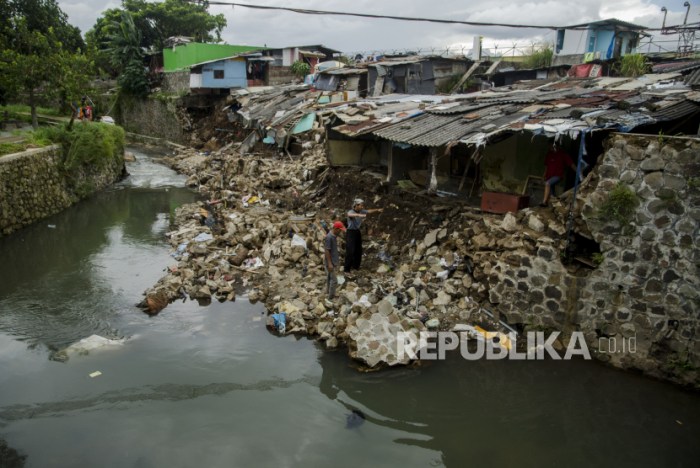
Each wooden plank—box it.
[372,75,385,97]
[450,61,482,94]
[484,60,502,76]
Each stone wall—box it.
[116,95,185,144]
[0,145,125,235]
[161,71,190,94]
[473,134,699,387]
[268,66,296,86]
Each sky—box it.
[57,0,698,55]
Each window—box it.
[556,30,565,53]
[588,34,597,52]
[213,69,224,79]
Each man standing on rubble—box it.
[325,221,345,300]
[541,142,576,207]
[344,198,382,273]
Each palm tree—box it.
[106,12,148,96]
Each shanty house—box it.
[553,19,647,66]
[367,56,470,96]
[189,56,248,91]
[314,67,369,98]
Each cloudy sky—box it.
[57,0,697,54]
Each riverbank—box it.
[139,131,700,388]
[0,123,126,236]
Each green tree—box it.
[1,0,85,52]
[87,0,227,64]
[0,19,91,129]
[106,12,149,96]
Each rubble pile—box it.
[141,138,582,369]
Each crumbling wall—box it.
[268,66,296,86]
[479,134,699,386]
[577,135,699,383]
[0,145,125,235]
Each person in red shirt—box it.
[541,142,576,206]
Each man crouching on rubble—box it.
[325,221,346,301]
[344,198,382,274]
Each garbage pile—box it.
[142,139,571,369]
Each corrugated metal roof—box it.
[321,68,368,75]
[652,100,700,121]
[372,114,460,145]
[565,18,647,30]
[685,69,700,88]
[404,117,485,147]
[540,107,598,119]
[652,61,700,74]
[427,102,498,115]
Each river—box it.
[0,147,699,467]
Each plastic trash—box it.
[47,224,56,229]
[242,194,260,207]
[171,242,189,259]
[271,312,286,333]
[193,233,213,243]
[436,270,449,280]
[243,257,264,269]
[291,234,307,249]
[89,371,102,378]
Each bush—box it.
[598,183,638,227]
[291,60,311,78]
[62,123,125,170]
[524,44,553,69]
[616,54,648,77]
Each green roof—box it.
[163,43,264,72]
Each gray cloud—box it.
[56,0,697,54]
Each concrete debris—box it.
[138,107,648,372]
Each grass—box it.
[0,123,125,168]
[598,183,639,228]
[1,104,63,119]
[0,142,26,156]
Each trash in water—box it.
[271,312,286,333]
[193,232,214,243]
[89,371,102,378]
[47,224,56,229]
[346,409,366,429]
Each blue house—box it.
[189,56,248,91]
[553,19,647,66]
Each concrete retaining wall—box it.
[117,95,185,144]
[476,134,699,387]
[0,145,125,235]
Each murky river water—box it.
[1,148,699,467]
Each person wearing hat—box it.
[324,221,346,300]
[344,198,382,273]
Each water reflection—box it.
[0,148,198,349]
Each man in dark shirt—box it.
[325,221,345,300]
[541,142,576,206]
[344,198,382,273]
